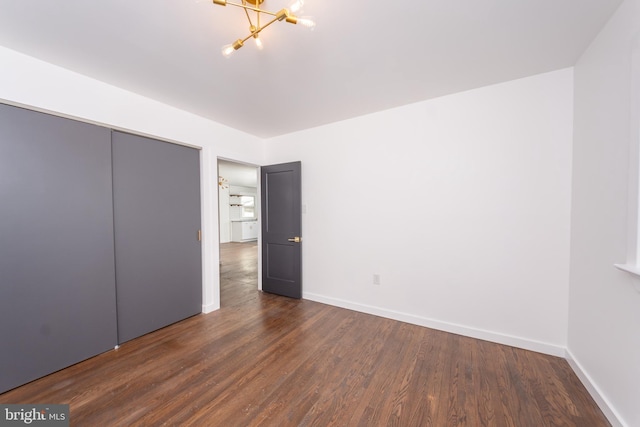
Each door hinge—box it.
[197,230,202,242]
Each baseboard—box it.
[201,302,218,314]
[303,292,565,357]
[565,349,626,427]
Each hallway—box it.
[220,241,258,307]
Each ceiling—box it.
[0,0,623,138]
[218,159,258,188]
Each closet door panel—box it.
[112,132,202,344]
[0,104,118,393]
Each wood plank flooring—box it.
[0,241,610,426]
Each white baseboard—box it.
[202,303,218,314]
[203,291,622,425]
[303,292,565,357]
[565,349,626,427]
[303,292,626,425]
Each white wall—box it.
[569,0,640,425]
[6,35,631,424]
[220,185,258,243]
[218,184,231,243]
[265,69,574,356]
[0,46,266,313]
[218,160,259,243]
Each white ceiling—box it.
[0,0,622,138]
[218,159,258,188]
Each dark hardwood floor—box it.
[1,241,610,426]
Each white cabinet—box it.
[231,220,258,242]
[229,194,255,219]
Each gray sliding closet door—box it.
[0,104,118,393]
[112,132,202,344]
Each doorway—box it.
[217,159,260,306]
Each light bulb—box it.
[289,0,304,13]
[221,39,243,58]
[297,16,315,30]
[254,35,264,50]
[221,44,236,57]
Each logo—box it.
[0,405,69,426]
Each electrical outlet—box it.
[373,274,381,286]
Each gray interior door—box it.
[112,132,202,344]
[0,104,118,393]
[261,161,302,298]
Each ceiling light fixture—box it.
[212,0,315,57]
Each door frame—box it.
[216,157,263,302]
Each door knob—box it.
[287,236,302,243]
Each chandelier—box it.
[212,0,315,57]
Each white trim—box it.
[200,147,220,314]
[616,34,640,293]
[614,264,640,292]
[614,263,640,276]
[303,292,565,357]
[565,349,627,427]
[202,302,218,314]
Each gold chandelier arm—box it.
[244,6,254,27]
[239,12,282,43]
[216,0,308,56]
[256,3,261,29]
[217,1,279,17]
